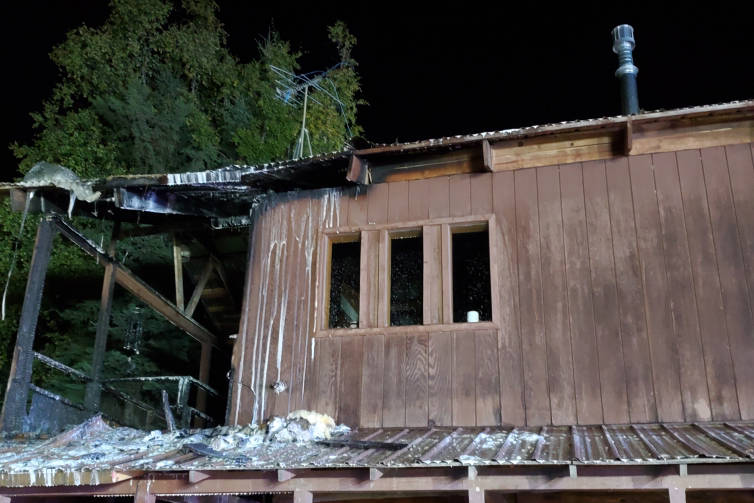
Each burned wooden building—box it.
[1,25,753,498]
[0,98,752,503]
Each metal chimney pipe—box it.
[612,24,639,115]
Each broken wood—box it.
[162,389,176,432]
[316,438,409,450]
[0,218,57,433]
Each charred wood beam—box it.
[194,342,213,427]
[162,390,176,432]
[0,218,57,433]
[316,438,409,450]
[84,221,120,411]
[52,217,220,350]
[346,155,369,184]
[32,352,91,381]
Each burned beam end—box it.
[346,155,369,184]
[482,140,493,171]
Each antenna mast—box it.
[270,64,351,160]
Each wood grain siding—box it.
[231,144,754,428]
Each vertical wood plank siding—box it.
[231,144,754,427]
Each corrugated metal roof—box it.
[1,419,752,487]
[2,99,751,195]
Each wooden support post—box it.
[173,234,185,312]
[194,342,212,427]
[84,221,120,411]
[0,218,56,433]
[669,487,686,503]
[293,490,312,503]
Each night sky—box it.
[3,2,753,181]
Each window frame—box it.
[316,213,498,337]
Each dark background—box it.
[2,2,753,181]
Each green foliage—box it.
[2,0,362,414]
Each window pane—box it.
[390,234,423,326]
[329,240,360,328]
[452,229,491,322]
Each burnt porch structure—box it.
[0,215,223,432]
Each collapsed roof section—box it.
[1,100,751,228]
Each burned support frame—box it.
[0,218,57,432]
[0,215,221,433]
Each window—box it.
[452,227,491,322]
[328,238,360,328]
[390,231,423,326]
[323,217,493,331]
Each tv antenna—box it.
[270,64,352,160]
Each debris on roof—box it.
[1,415,752,488]
[21,162,101,203]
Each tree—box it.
[1,0,362,415]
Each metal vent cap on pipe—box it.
[612,24,638,77]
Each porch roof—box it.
[1,416,752,488]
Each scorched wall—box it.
[229,144,754,428]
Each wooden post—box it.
[173,234,185,312]
[194,342,212,427]
[84,221,120,411]
[0,218,56,433]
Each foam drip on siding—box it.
[243,189,343,424]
